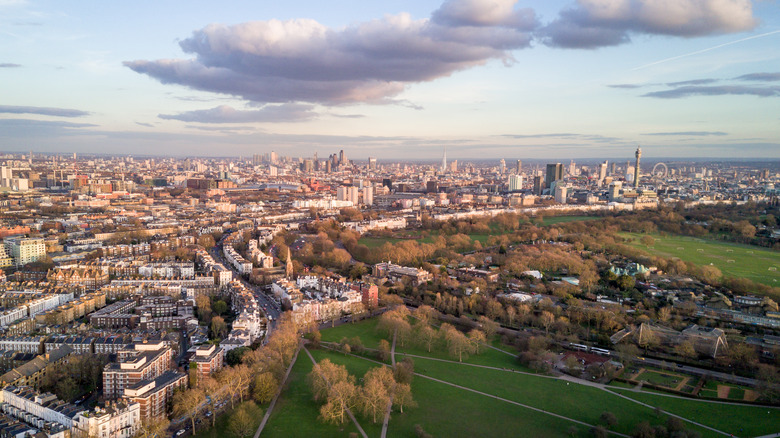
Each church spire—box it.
[286,247,293,278]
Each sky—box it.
[1,0,779,161]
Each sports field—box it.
[621,232,780,286]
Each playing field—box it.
[621,232,780,286]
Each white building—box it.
[508,174,523,192]
[337,186,360,205]
[74,402,141,438]
[4,236,46,266]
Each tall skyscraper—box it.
[499,159,506,174]
[516,160,522,174]
[339,149,346,166]
[270,151,278,165]
[368,157,377,171]
[545,163,563,189]
[508,174,523,192]
[598,161,608,185]
[441,148,447,173]
[533,175,543,195]
[634,146,642,188]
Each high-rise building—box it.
[252,154,262,166]
[508,174,523,192]
[545,163,563,189]
[610,162,616,176]
[441,149,447,173]
[368,157,377,171]
[554,185,568,204]
[568,161,576,176]
[4,236,46,267]
[608,181,622,202]
[598,161,608,185]
[337,186,359,205]
[499,159,506,174]
[339,150,346,166]
[516,160,522,174]
[362,186,374,206]
[634,146,642,188]
[449,160,458,173]
[533,175,543,195]
[270,151,278,165]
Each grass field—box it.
[635,369,687,389]
[539,215,599,225]
[621,232,780,286]
[199,401,263,438]
[609,389,778,438]
[308,318,780,437]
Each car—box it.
[176,430,186,436]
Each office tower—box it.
[426,180,439,193]
[382,179,393,190]
[545,163,563,189]
[516,160,522,174]
[533,175,543,195]
[610,162,616,176]
[269,165,278,177]
[554,185,568,204]
[508,174,523,192]
[568,160,576,176]
[252,154,262,166]
[301,159,313,172]
[499,159,506,174]
[449,160,458,173]
[598,161,608,185]
[270,151,278,165]
[325,161,332,173]
[634,146,641,188]
[368,157,377,171]
[339,149,346,166]
[441,149,447,173]
[608,181,622,202]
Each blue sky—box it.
[1,0,779,160]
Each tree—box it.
[416,324,438,353]
[195,295,212,322]
[632,421,656,438]
[477,316,499,340]
[443,326,475,362]
[358,371,391,423]
[393,357,415,385]
[308,359,354,403]
[212,300,228,316]
[674,341,697,359]
[252,372,279,405]
[228,403,259,438]
[617,275,636,291]
[393,382,417,413]
[468,329,486,354]
[134,415,170,438]
[600,411,618,429]
[591,425,608,438]
[199,376,223,427]
[210,316,227,340]
[539,311,555,336]
[377,339,391,362]
[56,377,79,402]
[172,388,205,432]
[321,380,358,425]
[640,235,655,247]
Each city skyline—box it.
[2,0,780,159]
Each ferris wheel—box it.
[652,162,668,179]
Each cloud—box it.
[135,122,154,128]
[0,105,90,117]
[643,131,727,136]
[158,104,317,123]
[735,72,780,82]
[643,85,780,98]
[0,63,21,68]
[125,0,535,105]
[608,84,644,89]
[666,78,717,87]
[540,0,757,49]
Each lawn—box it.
[540,215,599,226]
[635,369,687,388]
[609,388,780,437]
[620,232,780,286]
[261,351,365,438]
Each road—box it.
[209,241,282,322]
